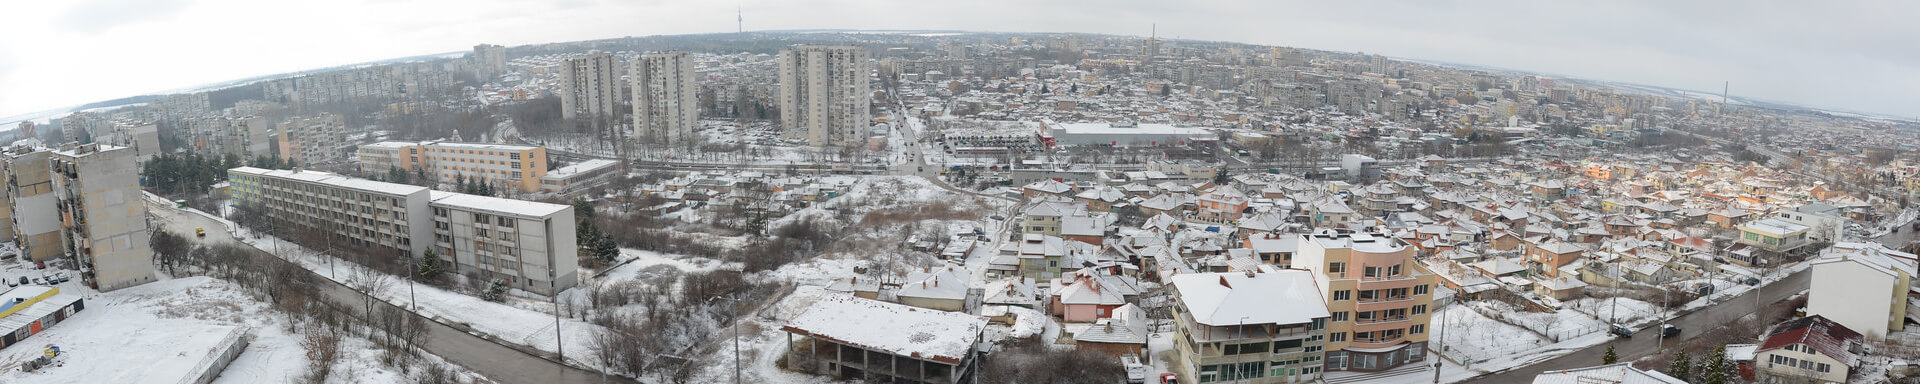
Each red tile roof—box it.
[1759,315,1862,366]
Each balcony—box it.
[1353,316,1409,325]
[1349,335,1406,347]
[1359,274,1418,282]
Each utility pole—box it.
[405,248,416,310]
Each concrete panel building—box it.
[277,113,349,166]
[356,141,549,193]
[1292,230,1435,372]
[1,147,61,261]
[472,44,508,81]
[559,52,621,125]
[50,144,154,291]
[778,45,872,147]
[227,167,578,295]
[427,191,578,295]
[631,51,699,146]
[184,115,272,160]
[1806,243,1915,340]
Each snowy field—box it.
[0,276,480,384]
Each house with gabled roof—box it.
[1754,315,1863,384]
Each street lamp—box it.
[707,294,742,384]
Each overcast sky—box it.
[3,0,1915,120]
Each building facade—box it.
[1292,230,1435,372]
[184,115,272,160]
[2,147,62,261]
[227,167,578,295]
[559,52,621,125]
[356,141,549,192]
[1168,266,1330,383]
[50,144,155,291]
[472,44,507,81]
[426,191,578,295]
[778,45,872,147]
[631,51,699,146]
[277,113,349,166]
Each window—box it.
[1363,266,1381,278]
[1410,324,1426,334]
[1333,290,1351,301]
[1387,264,1401,276]
[1332,312,1349,321]
[1412,305,1427,315]
[1273,339,1302,350]
[499,217,514,227]
[1815,363,1830,373]
[1330,333,1346,342]
[1414,284,1429,295]
[1328,262,1346,274]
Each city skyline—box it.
[2,0,1916,121]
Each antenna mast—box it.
[737,6,743,33]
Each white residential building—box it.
[631,51,698,145]
[778,45,872,147]
[1168,266,1330,383]
[559,51,621,125]
[228,167,580,295]
[472,44,508,80]
[277,113,349,165]
[1806,242,1916,339]
[427,191,578,295]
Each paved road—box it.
[1461,270,1809,383]
[145,199,632,384]
[1878,222,1917,249]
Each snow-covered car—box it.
[1121,355,1146,384]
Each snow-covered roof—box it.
[1531,363,1687,384]
[1739,218,1810,237]
[1169,266,1327,327]
[897,266,971,301]
[231,167,429,196]
[429,191,569,217]
[782,296,988,365]
[544,159,618,179]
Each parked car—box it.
[1159,373,1178,384]
[1121,356,1147,384]
[196,227,206,238]
[1660,324,1682,338]
[1610,324,1634,337]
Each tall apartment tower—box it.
[559,51,621,126]
[777,45,872,147]
[1292,230,1436,372]
[472,44,508,81]
[2,147,59,260]
[630,51,699,146]
[50,144,155,291]
[277,113,347,165]
[942,41,967,59]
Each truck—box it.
[1121,355,1147,384]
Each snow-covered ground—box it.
[0,276,480,384]
[1430,303,1614,378]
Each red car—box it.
[1159,373,1178,384]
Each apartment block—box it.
[277,113,349,165]
[185,115,272,159]
[1169,266,1330,383]
[472,44,508,81]
[1,147,61,261]
[356,141,424,174]
[49,144,155,291]
[559,51,620,124]
[100,120,161,164]
[427,192,578,295]
[1292,230,1435,372]
[228,167,432,258]
[356,141,548,192]
[227,167,577,295]
[631,51,699,146]
[778,45,872,147]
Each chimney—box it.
[1218,276,1231,289]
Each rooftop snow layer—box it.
[782,296,988,364]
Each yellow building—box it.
[357,141,549,192]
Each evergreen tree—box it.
[572,198,595,220]
[1701,345,1731,384]
[1668,350,1692,382]
[591,232,620,263]
[417,249,445,280]
[481,279,508,302]
[1602,344,1618,365]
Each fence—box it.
[177,326,251,384]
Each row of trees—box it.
[149,230,459,383]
